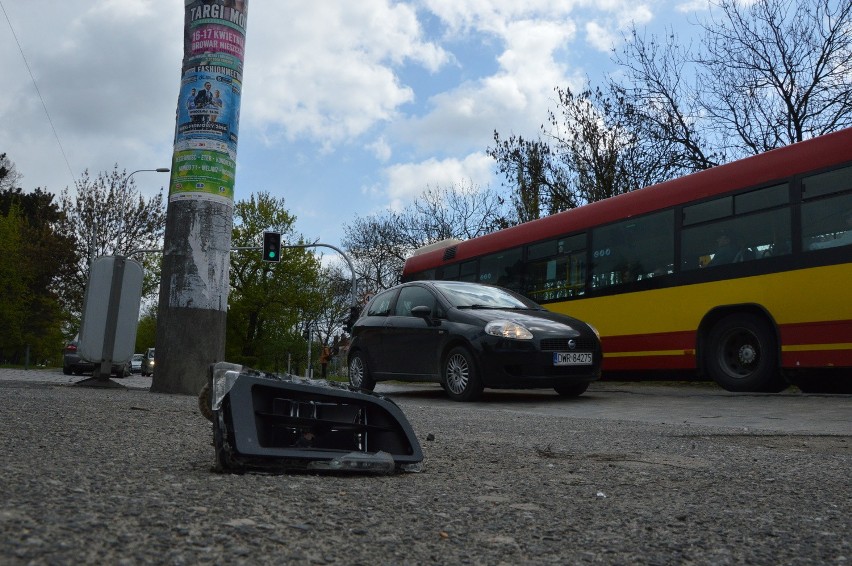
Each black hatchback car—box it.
[347,281,602,401]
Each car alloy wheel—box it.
[348,351,375,391]
[443,346,483,402]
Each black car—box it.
[63,336,129,377]
[347,281,602,401]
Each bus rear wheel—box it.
[704,313,787,393]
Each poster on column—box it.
[176,69,241,150]
[169,140,237,205]
[170,0,248,205]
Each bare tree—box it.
[57,166,165,327]
[614,29,723,170]
[342,183,510,293]
[490,84,691,220]
[398,183,510,243]
[342,213,408,297]
[619,0,852,159]
[0,153,23,192]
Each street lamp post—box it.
[116,167,169,253]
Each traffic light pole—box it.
[232,242,358,308]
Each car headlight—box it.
[485,320,533,340]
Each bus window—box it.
[591,211,674,288]
[682,208,791,269]
[802,165,852,200]
[683,197,732,226]
[803,193,852,250]
[459,260,478,282]
[409,268,435,281]
[524,234,587,302]
[442,263,460,280]
[527,239,557,260]
[478,248,523,290]
[735,183,789,214]
[802,165,852,250]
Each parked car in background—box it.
[141,348,155,376]
[63,336,130,377]
[130,353,144,374]
[347,280,602,401]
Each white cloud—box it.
[391,16,581,154]
[585,20,619,52]
[0,0,180,193]
[381,152,494,209]
[242,1,449,145]
[676,0,710,13]
[366,137,393,162]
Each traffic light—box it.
[262,231,281,263]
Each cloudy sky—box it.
[1,0,705,253]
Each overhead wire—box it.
[1,0,78,188]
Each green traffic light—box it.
[268,251,277,259]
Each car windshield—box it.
[432,281,539,310]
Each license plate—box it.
[553,352,593,366]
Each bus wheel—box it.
[704,313,786,392]
[443,346,483,402]
[348,351,375,391]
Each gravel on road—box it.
[0,373,849,565]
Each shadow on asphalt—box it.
[376,384,599,405]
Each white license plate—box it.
[553,352,593,366]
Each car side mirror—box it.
[411,305,438,326]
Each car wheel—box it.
[443,346,483,402]
[704,313,787,393]
[554,382,589,397]
[198,382,214,422]
[63,366,72,376]
[348,350,375,391]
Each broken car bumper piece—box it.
[207,362,423,474]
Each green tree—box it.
[0,155,75,364]
[134,304,157,354]
[0,203,67,365]
[227,192,325,372]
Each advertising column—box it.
[153,0,248,395]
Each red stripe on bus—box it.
[780,320,852,344]
[782,350,852,367]
[603,331,695,353]
[603,355,694,371]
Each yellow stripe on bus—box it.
[783,343,852,352]
[605,350,694,358]
[547,264,852,337]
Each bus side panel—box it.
[602,331,696,371]
[547,265,852,373]
[780,319,852,368]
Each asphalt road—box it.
[1,367,849,565]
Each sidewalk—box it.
[0,366,153,390]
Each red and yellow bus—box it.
[403,128,852,393]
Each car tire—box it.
[198,382,214,422]
[63,366,72,376]
[704,313,787,392]
[442,346,483,402]
[348,350,375,391]
[554,382,589,397]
